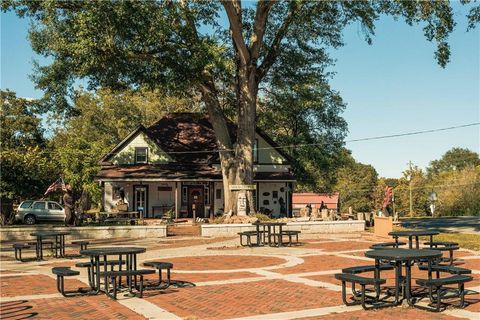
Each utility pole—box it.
[408,161,413,217]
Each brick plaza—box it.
[1,233,479,319]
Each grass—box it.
[393,225,480,251]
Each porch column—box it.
[100,181,105,212]
[175,182,180,219]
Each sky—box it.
[1,3,479,178]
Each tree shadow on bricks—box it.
[0,300,38,319]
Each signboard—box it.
[237,191,247,216]
[229,184,256,191]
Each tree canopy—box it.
[4,0,475,214]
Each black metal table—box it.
[80,247,146,294]
[252,222,287,247]
[388,230,439,249]
[365,248,442,306]
[30,231,71,260]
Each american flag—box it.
[44,178,65,196]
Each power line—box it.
[344,123,479,143]
[10,122,479,156]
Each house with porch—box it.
[95,113,296,219]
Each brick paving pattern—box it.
[146,280,342,319]
[0,233,478,320]
[0,296,147,319]
[157,255,286,270]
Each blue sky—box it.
[1,3,479,178]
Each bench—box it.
[13,243,31,262]
[369,241,406,249]
[52,267,82,297]
[425,241,458,248]
[143,261,173,289]
[75,259,126,288]
[430,245,460,265]
[341,264,394,297]
[27,240,54,250]
[342,264,394,274]
[418,264,471,279]
[416,275,473,312]
[71,240,89,251]
[238,231,259,246]
[100,269,155,299]
[282,230,301,246]
[335,273,386,310]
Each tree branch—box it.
[221,0,250,65]
[257,0,302,80]
[250,0,276,62]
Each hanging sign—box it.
[229,184,256,191]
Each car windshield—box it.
[20,201,34,208]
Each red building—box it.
[292,193,340,212]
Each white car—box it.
[15,200,66,225]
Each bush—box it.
[255,213,272,222]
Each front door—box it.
[188,187,204,219]
[133,185,148,218]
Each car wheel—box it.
[24,215,36,225]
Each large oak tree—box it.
[4,0,465,214]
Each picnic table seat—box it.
[369,242,406,249]
[425,241,458,247]
[13,243,31,262]
[143,261,173,288]
[27,240,54,249]
[71,240,89,251]
[430,245,460,265]
[342,264,394,274]
[418,264,471,278]
[282,230,301,246]
[416,275,473,312]
[100,269,155,299]
[52,267,91,297]
[238,231,259,246]
[335,273,386,310]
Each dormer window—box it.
[253,139,259,163]
[135,147,148,164]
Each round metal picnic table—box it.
[30,231,71,260]
[252,221,287,247]
[388,230,439,249]
[80,247,146,294]
[365,248,442,306]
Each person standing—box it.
[63,184,75,226]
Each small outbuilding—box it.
[292,193,340,213]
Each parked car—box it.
[15,200,65,225]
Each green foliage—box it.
[255,213,273,222]
[258,47,347,192]
[393,166,429,217]
[334,152,378,212]
[0,90,60,201]
[427,147,480,177]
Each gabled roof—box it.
[101,112,293,165]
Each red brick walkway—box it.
[1,234,479,320]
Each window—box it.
[182,186,188,204]
[204,186,210,205]
[48,202,62,210]
[33,202,46,210]
[215,189,222,200]
[135,147,148,164]
[20,201,34,209]
[253,139,259,163]
[112,186,126,202]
